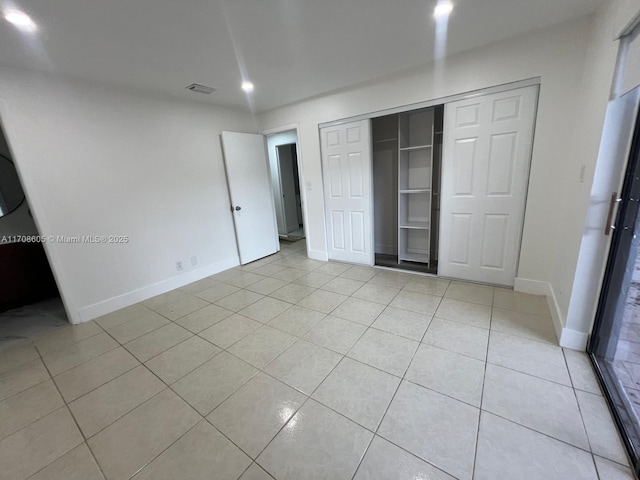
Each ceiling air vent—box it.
[186,83,216,94]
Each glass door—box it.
[590,103,640,474]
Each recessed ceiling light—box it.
[3,10,37,31]
[241,81,254,93]
[433,1,453,18]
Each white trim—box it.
[514,277,588,350]
[77,256,240,323]
[318,77,541,129]
[308,248,328,261]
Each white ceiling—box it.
[0,0,600,112]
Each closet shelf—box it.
[400,189,431,194]
[400,252,430,263]
[399,145,432,152]
[400,222,430,230]
[374,138,398,144]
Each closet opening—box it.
[372,105,444,274]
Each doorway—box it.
[266,130,305,242]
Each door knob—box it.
[235,206,242,211]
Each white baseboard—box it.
[308,249,328,261]
[514,277,582,349]
[76,256,240,324]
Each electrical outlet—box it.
[176,261,184,271]
[190,256,198,266]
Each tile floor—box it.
[0,240,635,480]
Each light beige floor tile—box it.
[493,289,550,316]
[225,272,267,288]
[575,389,627,464]
[178,277,219,295]
[269,283,315,304]
[594,456,634,480]
[0,358,49,401]
[406,344,485,407]
[488,331,570,385]
[298,289,348,314]
[257,400,373,480]
[124,323,192,362]
[215,290,264,312]
[312,262,352,276]
[264,340,342,395]
[564,349,602,395]
[321,277,366,296]
[211,267,244,282]
[403,277,450,297]
[28,443,105,480]
[88,389,200,480]
[0,407,83,480]
[313,357,400,430]
[332,297,385,327]
[246,277,289,295]
[378,381,478,480]
[339,266,377,282]
[239,463,273,480]
[267,305,326,337]
[95,303,153,330]
[389,290,441,316]
[239,297,292,323]
[174,303,234,333]
[303,316,367,354]
[144,289,191,310]
[368,271,413,288]
[0,343,39,375]
[208,373,306,458]
[294,271,335,288]
[271,267,308,282]
[444,282,494,306]
[145,336,221,384]
[0,379,63,441]
[105,312,169,344]
[54,347,139,402]
[491,308,557,344]
[482,364,589,449]
[195,283,240,303]
[291,258,324,272]
[249,263,287,277]
[198,314,262,349]
[172,352,258,415]
[354,436,455,480]
[228,325,297,369]
[69,365,165,438]
[435,298,491,329]
[42,332,119,376]
[353,283,401,305]
[348,328,418,377]
[132,420,251,480]
[423,318,489,361]
[371,306,431,340]
[155,296,210,321]
[33,322,103,355]
[475,411,597,480]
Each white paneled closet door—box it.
[320,120,373,265]
[439,85,538,286]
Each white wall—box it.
[266,130,298,235]
[258,15,591,295]
[555,0,640,349]
[0,67,256,323]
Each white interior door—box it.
[321,119,372,265]
[277,144,299,233]
[439,86,538,286]
[221,131,279,264]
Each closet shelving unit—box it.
[398,109,434,265]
